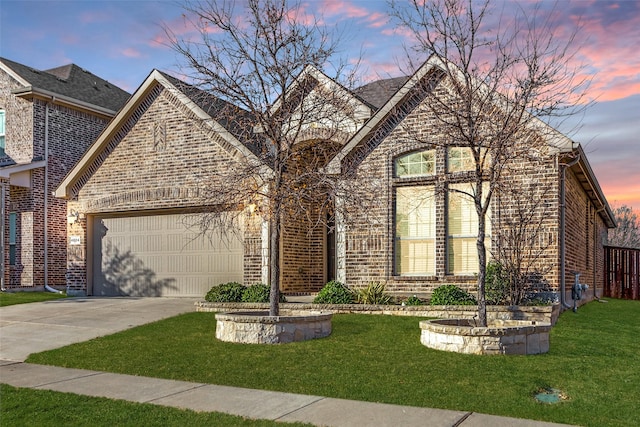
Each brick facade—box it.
[1,63,119,290]
[336,73,607,301]
[58,65,614,302]
[563,168,608,300]
[65,83,262,292]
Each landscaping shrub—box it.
[430,285,477,305]
[241,283,270,302]
[205,282,246,302]
[313,281,355,304]
[241,284,287,303]
[404,295,424,306]
[521,295,556,306]
[485,260,509,305]
[356,282,394,305]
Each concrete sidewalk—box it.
[0,297,574,426]
[0,361,571,427]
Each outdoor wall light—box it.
[67,209,83,224]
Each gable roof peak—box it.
[43,63,75,80]
[353,75,410,110]
[0,57,130,113]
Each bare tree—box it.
[608,205,640,249]
[389,0,590,325]
[492,180,556,305]
[165,0,360,315]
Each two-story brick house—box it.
[55,57,615,306]
[0,58,129,292]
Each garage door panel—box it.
[92,213,244,297]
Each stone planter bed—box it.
[420,318,552,355]
[215,310,332,344]
[196,301,560,325]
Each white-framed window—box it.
[395,150,436,178]
[393,147,493,278]
[448,146,490,173]
[448,147,474,172]
[0,110,5,156]
[395,186,436,275]
[447,182,491,275]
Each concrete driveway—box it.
[0,297,198,361]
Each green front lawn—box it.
[0,291,67,307]
[25,299,640,427]
[0,384,311,427]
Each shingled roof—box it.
[353,76,410,110]
[0,57,130,113]
[158,72,269,158]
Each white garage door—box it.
[91,213,243,297]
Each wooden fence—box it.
[604,246,640,300]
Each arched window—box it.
[395,150,435,178]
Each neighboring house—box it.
[55,57,615,304]
[0,58,130,292]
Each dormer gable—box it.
[266,65,374,147]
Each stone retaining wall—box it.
[420,319,552,355]
[215,310,332,344]
[197,301,561,325]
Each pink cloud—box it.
[122,48,142,58]
[287,2,318,26]
[79,10,111,24]
[61,34,79,45]
[602,184,640,213]
[150,12,222,49]
[317,0,388,28]
[320,0,369,18]
[365,12,388,28]
[353,56,406,83]
[386,1,640,104]
[567,7,640,102]
[592,158,640,212]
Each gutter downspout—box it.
[594,207,606,300]
[44,101,61,294]
[559,152,581,309]
[1,183,5,291]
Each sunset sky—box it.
[1,0,638,212]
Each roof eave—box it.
[0,160,47,178]
[0,60,31,86]
[566,145,616,228]
[12,86,119,118]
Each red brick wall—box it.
[280,211,326,293]
[563,167,608,301]
[1,69,111,288]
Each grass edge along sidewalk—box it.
[0,291,67,307]
[0,383,313,427]
[24,299,640,427]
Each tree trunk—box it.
[477,199,488,327]
[269,211,281,316]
